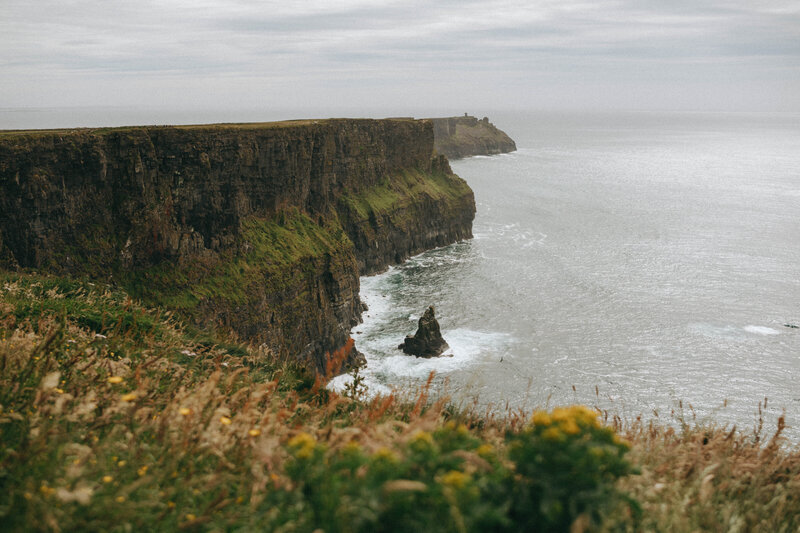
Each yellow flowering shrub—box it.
[507,405,637,531]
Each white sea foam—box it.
[366,329,511,379]
[744,325,780,336]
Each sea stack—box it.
[399,306,449,357]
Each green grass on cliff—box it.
[122,209,352,312]
[341,168,472,221]
[2,272,800,532]
[0,118,418,138]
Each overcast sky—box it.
[2,0,799,116]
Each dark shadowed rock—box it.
[399,306,449,357]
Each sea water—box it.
[334,111,800,438]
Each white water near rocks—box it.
[333,111,800,439]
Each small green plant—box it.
[342,365,369,402]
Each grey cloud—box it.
[1,0,798,111]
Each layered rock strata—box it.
[431,115,516,159]
[0,119,475,370]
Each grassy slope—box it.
[122,209,353,312]
[0,274,798,532]
[341,168,472,222]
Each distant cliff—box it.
[0,119,475,370]
[431,115,516,159]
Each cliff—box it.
[0,119,475,370]
[431,115,516,159]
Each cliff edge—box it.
[0,119,475,371]
[431,115,516,159]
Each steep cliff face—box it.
[431,115,516,159]
[0,119,475,370]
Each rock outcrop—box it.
[431,115,516,159]
[399,306,450,358]
[0,119,475,371]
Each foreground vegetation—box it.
[1,273,798,531]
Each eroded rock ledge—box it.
[431,115,517,159]
[0,119,475,371]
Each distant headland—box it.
[430,114,516,159]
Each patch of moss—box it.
[341,168,471,221]
[121,209,354,314]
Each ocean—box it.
[334,111,800,439]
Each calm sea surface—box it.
[337,111,800,438]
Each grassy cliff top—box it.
[0,117,420,138]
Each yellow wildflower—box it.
[179,407,191,416]
[219,416,232,425]
[440,470,470,489]
[167,501,175,508]
[543,427,563,441]
[116,496,125,503]
[373,447,398,463]
[532,410,552,427]
[120,392,136,402]
[117,460,126,467]
[288,432,316,459]
[551,407,570,423]
[571,405,600,427]
[102,475,113,484]
[185,514,196,521]
[560,419,581,435]
[476,444,494,457]
[248,428,261,437]
[288,432,315,449]
[410,430,434,446]
[137,465,148,477]
[107,376,124,384]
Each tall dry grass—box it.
[1,272,798,532]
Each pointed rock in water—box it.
[399,306,449,357]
